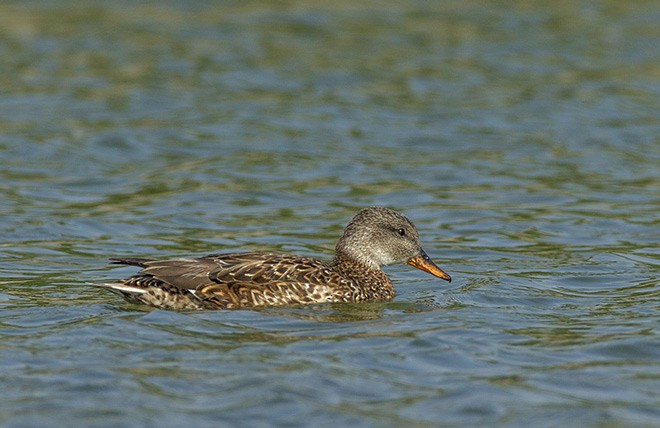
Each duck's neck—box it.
[332,250,380,273]
[331,252,395,301]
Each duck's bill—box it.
[407,251,452,282]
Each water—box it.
[1,1,658,426]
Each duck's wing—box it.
[111,251,340,291]
[203,252,331,284]
[193,252,342,307]
[111,256,220,290]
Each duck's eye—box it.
[396,228,406,237]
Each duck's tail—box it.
[90,282,147,297]
[109,257,154,267]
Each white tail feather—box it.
[91,283,148,296]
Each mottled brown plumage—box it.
[96,207,451,310]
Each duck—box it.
[96,206,451,310]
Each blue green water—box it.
[1,1,658,426]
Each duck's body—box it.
[97,207,451,310]
[106,251,395,310]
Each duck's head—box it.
[335,206,451,282]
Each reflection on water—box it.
[0,0,658,426]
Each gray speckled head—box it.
[334,207,451,281]
[335,207,422,267]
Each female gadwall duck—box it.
[97,207,451,310]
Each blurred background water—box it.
[0,0,658,426]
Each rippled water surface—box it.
[1,1,658,426]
